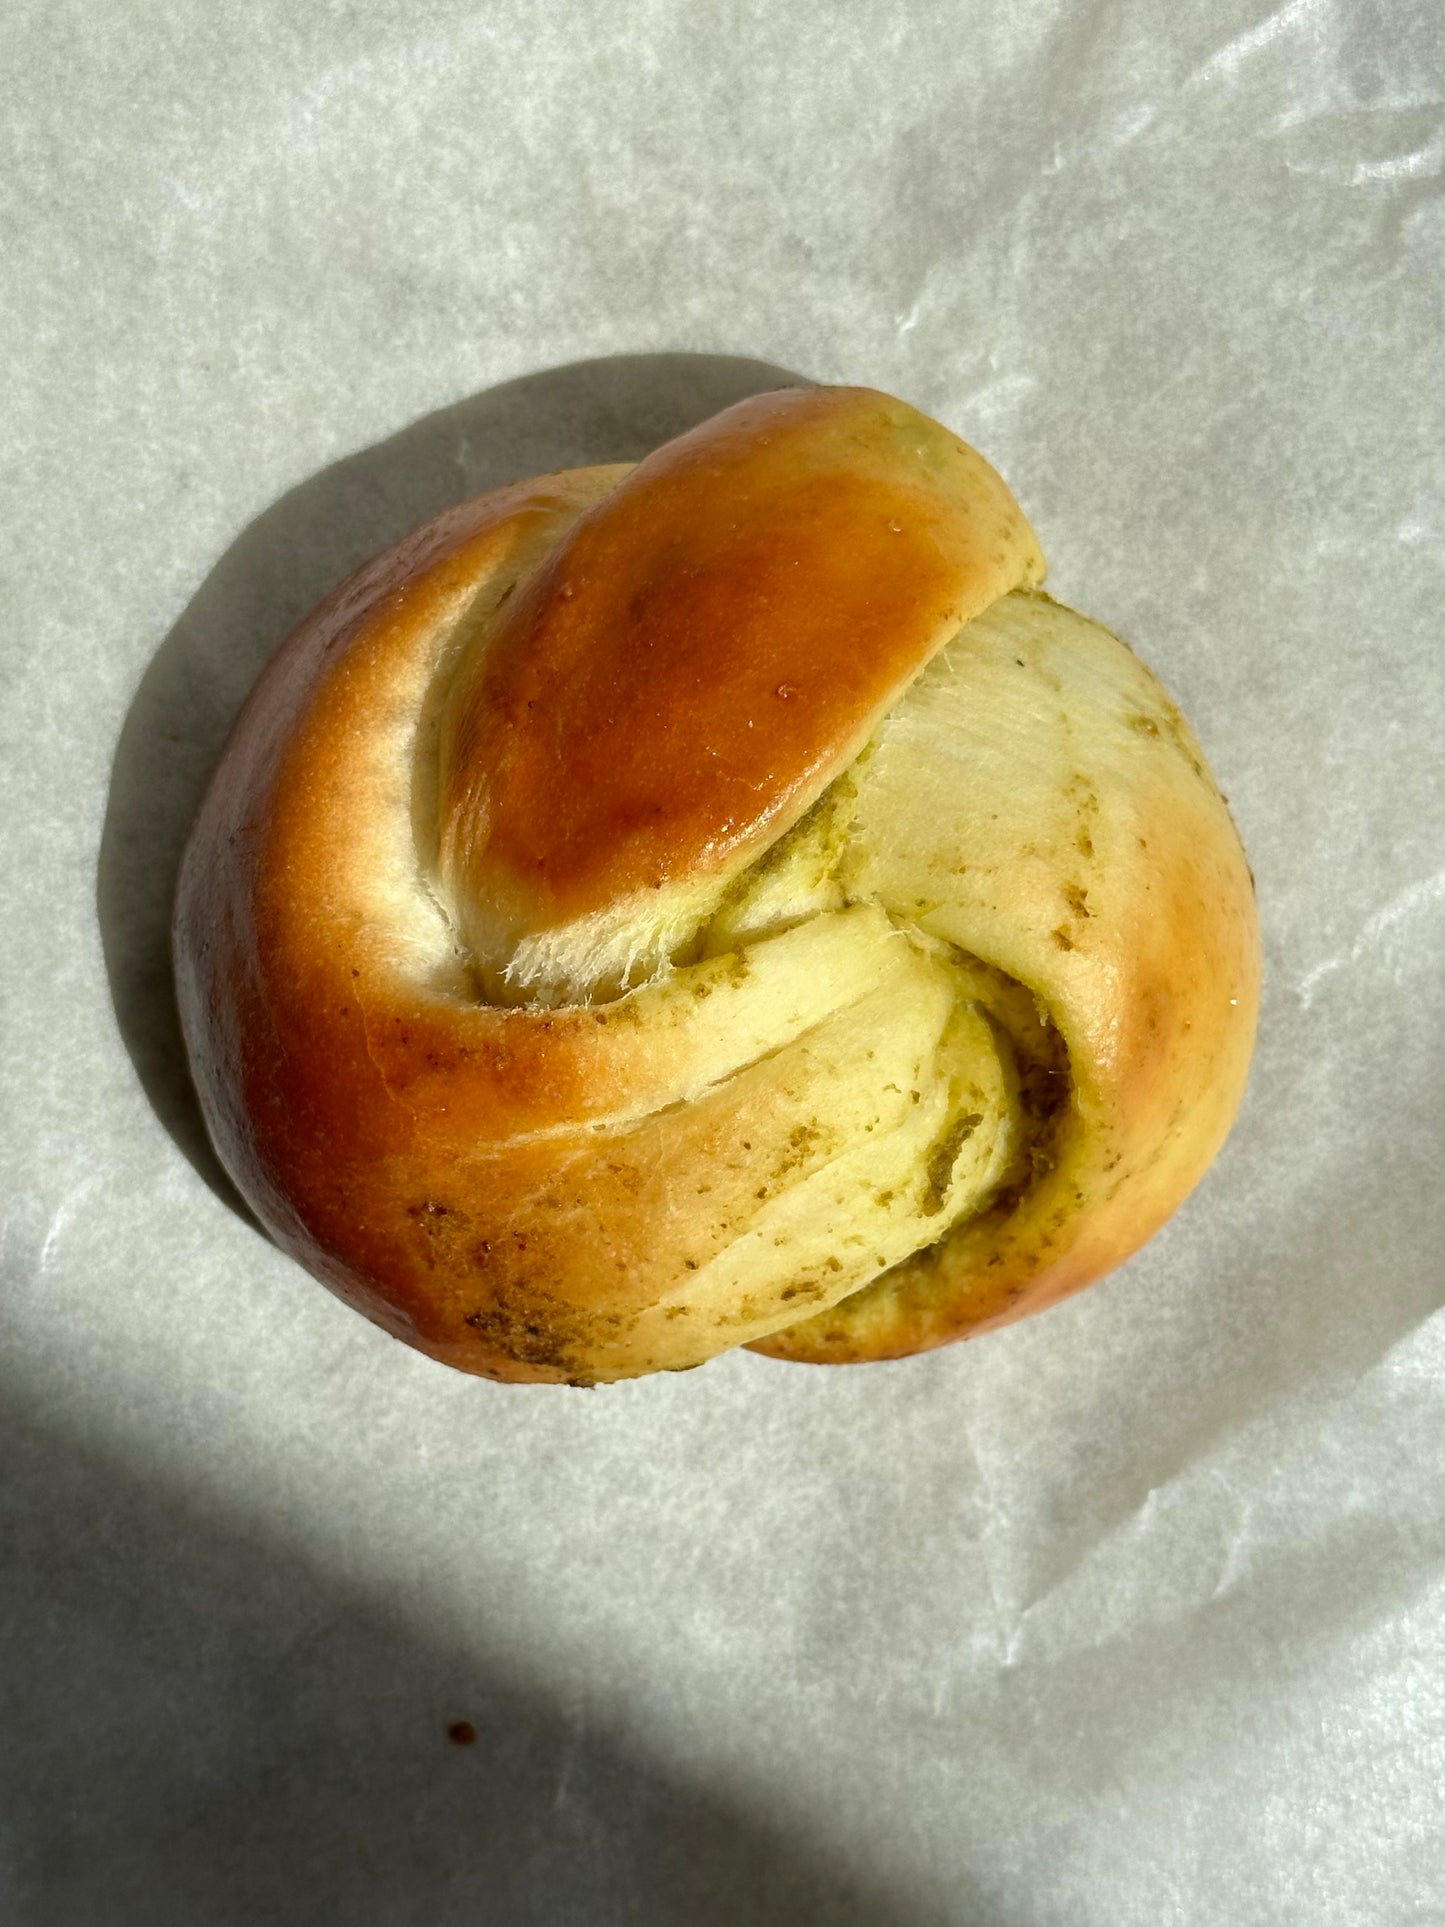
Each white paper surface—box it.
[3,1,1443,1920]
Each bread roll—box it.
[174,387,1259,1384]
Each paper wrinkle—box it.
[894,294,926,338]
[993,1470,1248,1671]
[995,1358,1444,1678]
[31,1178,103,1278]
[961,372,1040,433]
[1278,105,1445,199]
[1356,1299,1445,1392]
[1277,91,1445,134]
[1286,135,1444,188]
[1187,0,1327,90]
[550,1713,587,1813]
[1295,866,1445,1009]
[977,1290,1445,1676]
[951,1401,1026,1669]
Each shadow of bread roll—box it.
[174,386,1259,1383]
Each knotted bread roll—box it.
[174,386,1259,1384]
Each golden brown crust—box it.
[437,387,1043,952]
[174,388,1258,1384]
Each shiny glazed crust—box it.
[174,387,1259,1382]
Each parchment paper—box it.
[3,2,1443,1921]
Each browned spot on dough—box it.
[921,1112,983,1215]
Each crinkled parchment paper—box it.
[2,2,1442,1920]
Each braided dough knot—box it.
[175,388,1258,1382]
